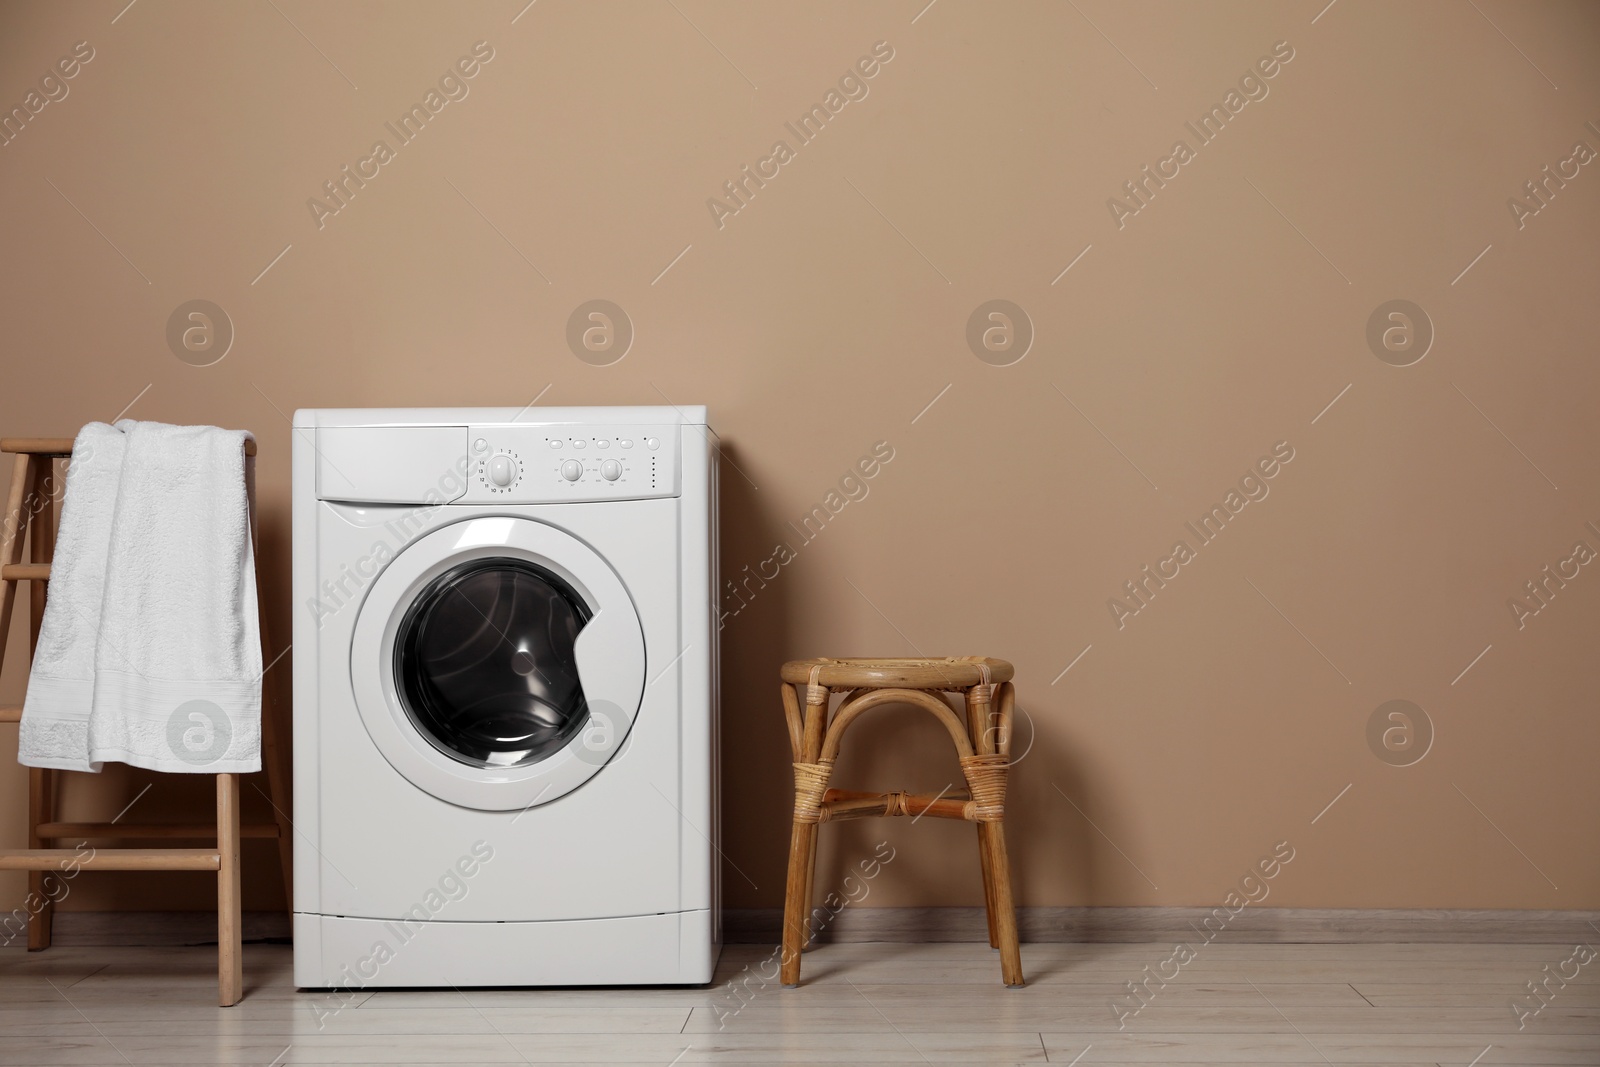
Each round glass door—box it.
[351,515,646,811]
[394,558,591,768]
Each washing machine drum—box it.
[395,558,592,769]
[350,516,647,811]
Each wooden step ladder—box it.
[0,436,292,1006]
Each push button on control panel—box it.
[468,424,673,499]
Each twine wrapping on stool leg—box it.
[967,660,993,703]
[792,759,835,824]
[960,753,1009,822]
[968,670,1004,757]
[969,676,991,736]
[806,664,829,709]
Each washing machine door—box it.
[350,515,646,811]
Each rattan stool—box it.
[777,656,1023,987]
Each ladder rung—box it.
[0,563,50,581]
[0,704,18,724]
[36,822,280,840]
[3,435,254,454]
[0,438,75,456]
[0,438,254,458]
[0,847,221,871]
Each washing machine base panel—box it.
[294,910,719,988]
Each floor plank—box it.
[0,942,1594,1065]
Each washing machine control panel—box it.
[464,425,681,502]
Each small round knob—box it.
[488,454,516,487]
[560,459,583,482]
[601,459,622,481]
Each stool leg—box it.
[963,685,1000,950]
[780,819,816,985]
[785,675,830,983]
[24,459,56,952]
[26,767,55,950]
[801,827,819,951]
[978,820,1023,986]
[217,773,243,1006]
[977,828,999,948]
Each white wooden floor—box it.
[1,941,1596,1064]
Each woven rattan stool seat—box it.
[779,656,1014,690]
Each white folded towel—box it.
[17,423,127,772]
[19,421,262,773]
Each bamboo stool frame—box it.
[0,436,292,1006]
[778,656,1024,987]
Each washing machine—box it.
[290,407,719,988]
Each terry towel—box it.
[19,421,262,773]
[16,424,127,772]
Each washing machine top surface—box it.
[294,405,708,428]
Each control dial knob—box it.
[488,454,517,487]
[600,459,622,481]
[560,459,584,482]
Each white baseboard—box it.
[15,907,1599,948]
[723,906,1600,944]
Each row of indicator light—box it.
[547,437,660,451]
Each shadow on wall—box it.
[255,502,294,899]
[714,441,799,907]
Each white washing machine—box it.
[290,407,719,988]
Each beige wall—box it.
[2,0,1597,921]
